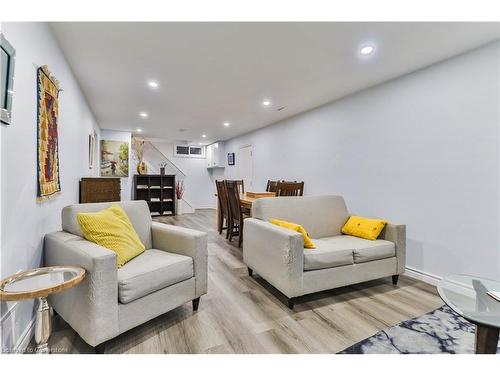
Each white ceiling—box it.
[50,22,499,144]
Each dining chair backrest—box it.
[266,180,279,193]
[225,180,243,223]
[215,180,230,219]
[225,179,244,194]
[276,181,304,196]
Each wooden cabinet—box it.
[206,142,224,168]
[133,174,176,216]
[79,177,120,203]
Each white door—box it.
[238,145,253,191]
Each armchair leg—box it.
[95,343,105,354]
[248,267,253,277]
[192,297,200,311]
[392,275,399,285]
[287,297,296,310]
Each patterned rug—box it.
[340,305,500,354]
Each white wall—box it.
[100,129,133,201]
[223,42,500,281]
[150,141,218,209]
[0,23,100,351]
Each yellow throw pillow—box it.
[341,215,387,241]
[77,204,145,267]
[269,218,316,249]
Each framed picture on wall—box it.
[1,33,16,125]
[227,152,235,166]
[88,130,97,169]
[100,139,129,177]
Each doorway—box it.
[238,145,253,191]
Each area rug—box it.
[340,305,500,354]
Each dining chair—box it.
[226,179,244,194]
[266,180,279,193]
[276,181,304,196]
[215,180,230,238]
[225,180,244,247]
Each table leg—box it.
[475,324,499,354]
[35,296,51,354]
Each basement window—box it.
[174,144,206,158]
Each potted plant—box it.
[175,180,185,215]
[132,136,147,175]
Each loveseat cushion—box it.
[304,235,396,271]
[252,195,349,238]
[304,237,354,270]
[117,249,193,304]
[341,216,387,240]
[269,218,316,248]
[350,236,395,263]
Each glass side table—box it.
[437,274,500,354]
[0,266,85,354]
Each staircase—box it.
[135,141,195,214]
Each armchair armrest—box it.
[43,231,119,346]
[243,218,304,298]
[151,222,208,297]
[379,223,406,274]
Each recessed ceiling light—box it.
[147,80,159,89]
[139,112,148,118]
[202,134,207,138]
[360,45,375,55]
[199,142,203,145]
[136,128,142,133]
[223,122,230,127]
[262,100,271,107]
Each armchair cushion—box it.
[62,201,153,249]
[77,204,145,267]
[117,249,193,304]
[151,222,208,297]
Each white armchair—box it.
[44,201,207,349]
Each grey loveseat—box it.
[243,195,405,309]
[44,201,207,349]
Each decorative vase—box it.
[177,199,183,215]
[137,161,147,175]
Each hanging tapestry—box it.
[37,65,62,201]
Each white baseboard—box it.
[1,300,36,354]
[13,315,35,354]
[404,267,442,286]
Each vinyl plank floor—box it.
[37,209,443,354]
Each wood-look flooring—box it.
[42,209,443,354]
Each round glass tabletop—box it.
[437,274,500,328]
[0,266,85,301]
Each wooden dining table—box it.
[215,192,276,230]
